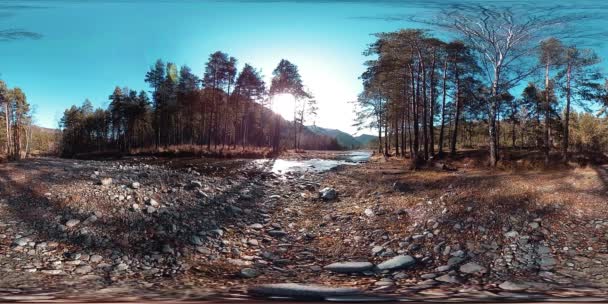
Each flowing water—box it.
[256,151,372,174]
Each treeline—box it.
[60,52,338,157]
[0,80,33,160]
[355,7,608,167]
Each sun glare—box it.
[271,93,296,120]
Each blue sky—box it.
[1,0,607,134]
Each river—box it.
[256,150,372,174]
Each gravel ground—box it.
[1,155,608,302]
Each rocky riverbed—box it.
[1,155,608,301]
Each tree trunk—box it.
[429,49,437,157]
[450,69,460,156]
[438,56,448,157]
[543,63,550,165]
[562,62,572,162]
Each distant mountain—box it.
[306,125,375,149]
[354,134,376,146]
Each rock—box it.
[371,246,385,256]
[13,237,28,246]
[240,268,258,278]
[435,274,461,284]
[249,283,361,299]
[249,223,264,229]
[162,244,174,254]
[146,206,156,214]
[148,198,159,207]
[41,269,63,275]
[539,257,557,270]
[267,230,287,238]
[374,278,394,286]
[190,235,203,246]
[90,255,103,263]
[319,188,337,201]
[435,265,452,272]
[131,203,140,210]
[504,230,519,238]
[377,255,416,271]
[84,215,97,224]
[324,262,374,273]
[115,263,128,271]
[190,181,203,188]
[392,181,410,192]
[65,219,81,228]
[74,265,93,274]
[447,256,465,266]
[131,182,141,189]
[364,208,374,217]
[499,281,529,291]
[459,262,487,274]
[99,177,112,186]
[247,239,259,246]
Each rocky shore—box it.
[1,156,608,301]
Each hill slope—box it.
[307,125,375,149]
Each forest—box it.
[59,52,340,158]
[355,8,608,168]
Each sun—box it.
[271,93,296,121]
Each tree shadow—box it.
[0,158,274,269]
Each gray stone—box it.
[65,219,81,228]
[74,265,93,274]
[364,208,374,217]
[324,261,374,273]
[459,262,487,274]
[90,255,103,263]
[392,181,409,192]
[131,182,141,189]
[447,256,465,266]
[268,230,287,238]
[99,178,112,186]
[435,274,461,284]
[319,188,338,201]
[539,257,557,270]
[190,235,203,246]
[240,268,258,278]
[190,181,203,188]
[162,244,174,254]
[13,237,28,246]
[377,255,415,271]
[148,198,159,207]
[249,283,361,299]
[371,246,385,256]
[499,281,529,291]
[420,273,438,279]
[435,265,452,272]
[249,223,264,229]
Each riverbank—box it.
[1,154,608,301]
